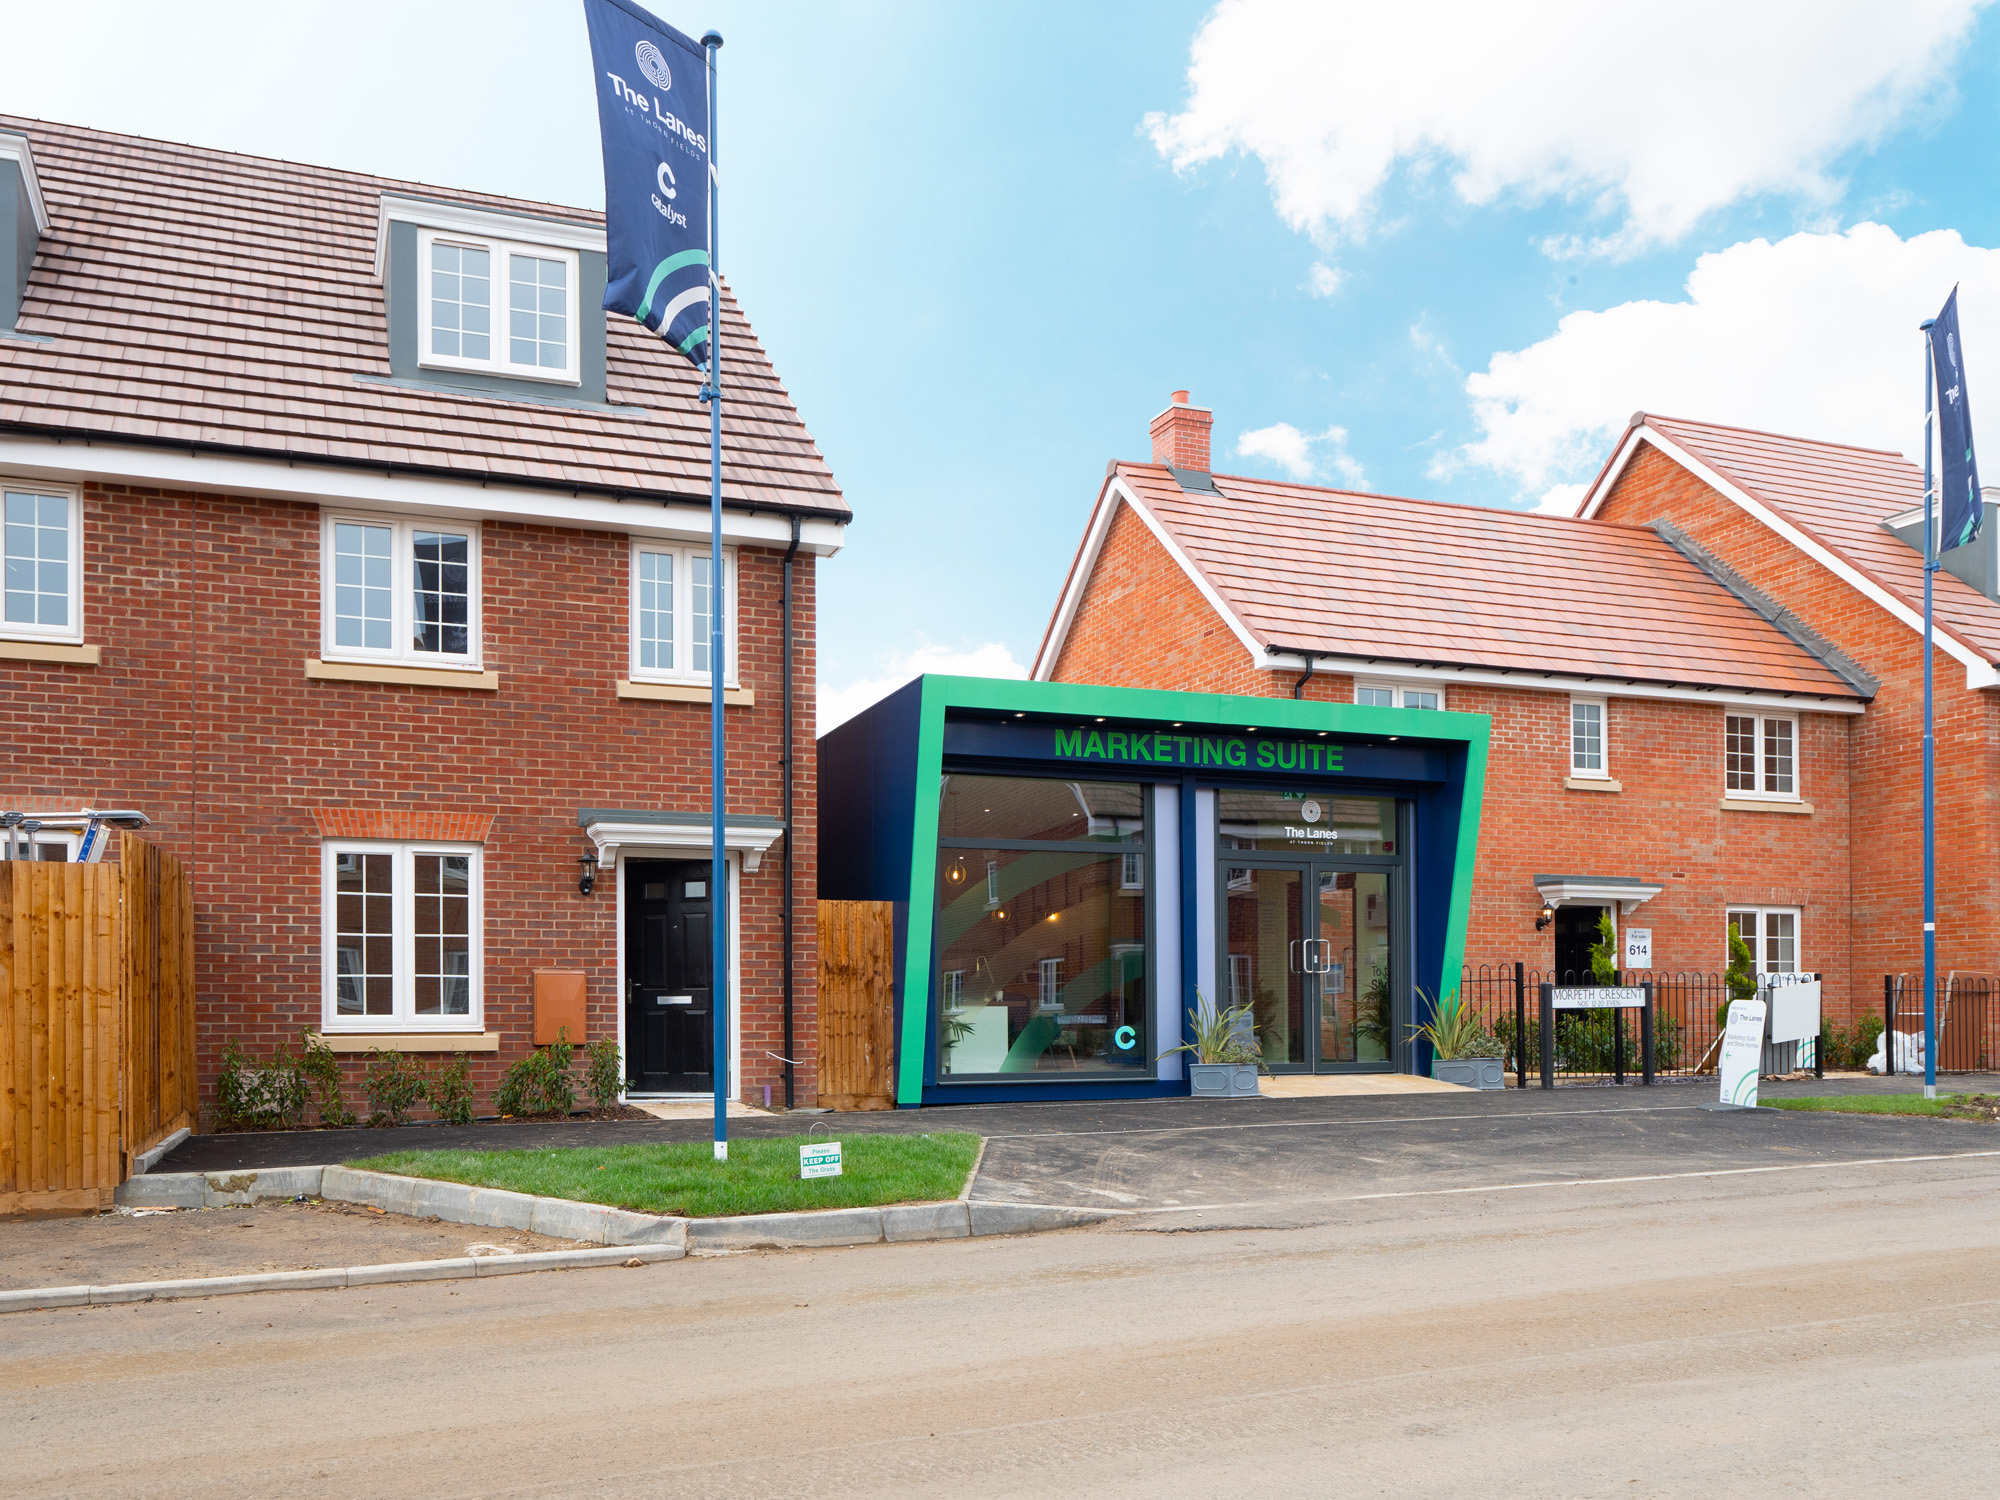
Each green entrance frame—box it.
[891,677,1490,1105]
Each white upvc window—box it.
[322,841,483,1032]
[1570,697,1608,778]
[417,228,581,385]
[1724,713,1797,799]
[1038,957,1064,1011]
[321,514,482,669]
[627,541,737,685]
[1121,851,1145,890]
[1726,907,1800,978]
[3,482,82,642]
[1355,679,1442,710]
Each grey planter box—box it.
[1189,1063,1260,1098]
[1433,1056,1506,1091]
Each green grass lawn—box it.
[346,1132,983,1218]
[1764,1093,1999,1120]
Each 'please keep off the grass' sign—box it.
[800,1140,843,1179]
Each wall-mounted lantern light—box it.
[578,848,601,897]
[945,854,968,885]
[1535,900,1555,931]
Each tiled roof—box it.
[0,116,845,517]
[1635,414,2000,663]
[1112,462,1863,700]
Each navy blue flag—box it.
[582,0,712,366]
[1933,285,1983,555]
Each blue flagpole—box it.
[1921,316,1939,1101]
[703,27,728,1159]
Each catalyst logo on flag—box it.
[582,0,712,365]
[1932,285,1983,556]
[635,39,672,89]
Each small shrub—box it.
[299,1029,356,1128]
[363,1048,429,1127]
[214,1038,308,1131]
[1587,911,1620,986]
[496,1030,578,1118]
[585,1038,624,1110]
[425,1054,476,1126]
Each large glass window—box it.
[935,775,1148,1079]
[1217,790,1393,855]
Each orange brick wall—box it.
[1598,441,1998,996]
[1049,491,1862,1022]
[1,480,820,1117]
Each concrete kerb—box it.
[0,1245,683,1315]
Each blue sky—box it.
[4,0,1999,725]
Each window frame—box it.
[320,512,484,671]
[1354,678,1444,711]
[1725,906,1801,979]
[2,481,83,644]
[1569,695,1608,779]
[1723,712,1799,801]
[320,840,484,1034]
[626,540,739,687]
[415,227,582,387]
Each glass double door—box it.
[1224,862,1395,1072]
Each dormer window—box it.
[418,229,578,385]
[376,195,607,403]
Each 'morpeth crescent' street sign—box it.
[1549,986,1648,1010]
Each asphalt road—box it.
[8,1111,1999,1497]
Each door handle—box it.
[1288,939,1300,975]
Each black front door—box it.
[626,860,714,1093]
[1552,904,1607,984]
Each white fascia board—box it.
[1033,476,1266,679]
[1032,479,1119,680]
[1116,481,1270,665]
[375,193,607,279]
[0,435,845,555]
[1251,649,1867,715]
[0,134,49,234]
[1580,424,1998,690]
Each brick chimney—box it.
[1149,390,1213,474]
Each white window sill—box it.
[306,659,499,691]
[418,357,581,389]
[1719,797,1813,815]
[617,679,756,706]
[0,639,98,664]
[322,1031,499,1052]
[1565,776,1622,792]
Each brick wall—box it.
[1,479,820,1119]
[1597,442,1995,997]
[1048,490,1862,1022]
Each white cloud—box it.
[1525,484,1587,518]
[1235,422,1367,487]
[818,642,1029,735]
[1446,222,2000,504]
[1146,0,1986,254]
[1306,261,1344,298]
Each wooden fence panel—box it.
[817,900,896,1111]
[0,836,196,1215]
[0,862,123,1214]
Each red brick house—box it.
[0,118,846,1115]
[1037,393,1993,1030]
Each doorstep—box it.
[625,1098,768,1121]
[1260,1074,1473,1098]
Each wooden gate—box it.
[816,900,895,1111]
[1,833,196,1214]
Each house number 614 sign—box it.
[1623,927,1652,970]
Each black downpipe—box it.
[781,515,802,1107]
